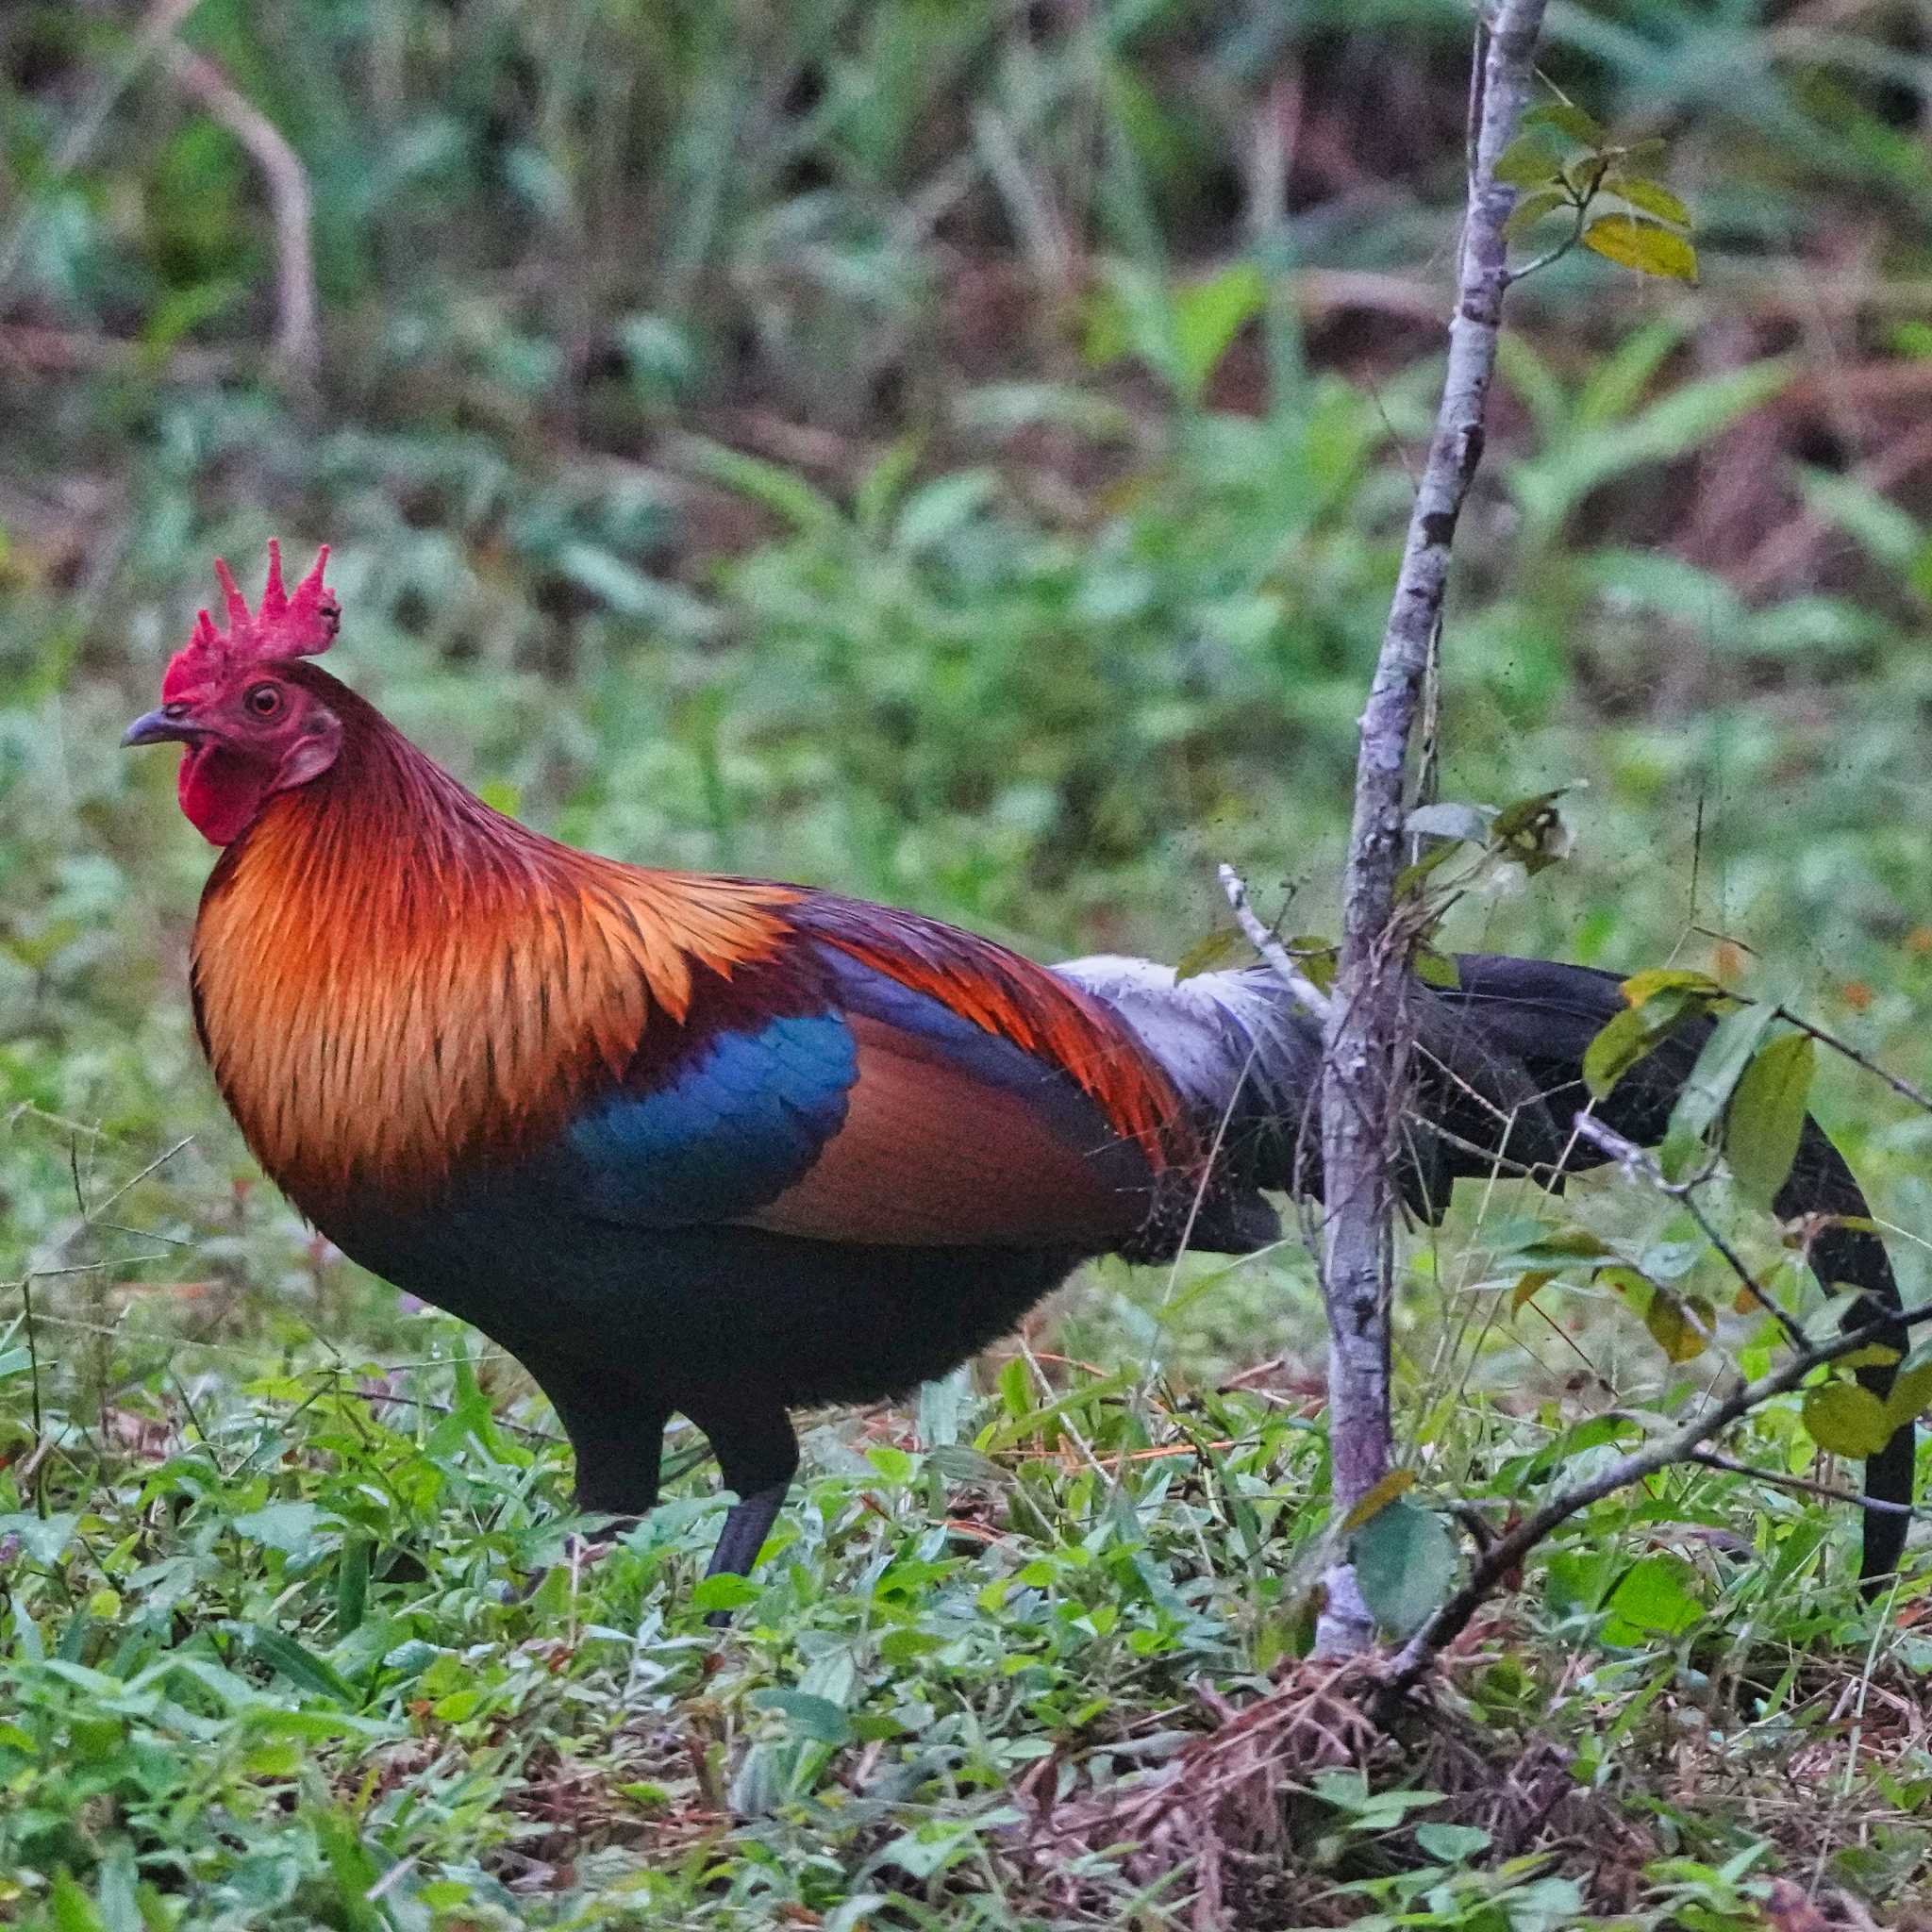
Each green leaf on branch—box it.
[1653,1291,1715,1364]
[1353,1499,1458,1638]
[1515,1227,1615,1264]
[1524,102,1607,146]
[1341,1467,1416,1532]
[1612,176,1690,226]
[1608,1553,1704,1635]
[1724,1032,1815,1206]
[1584,969,1732,1101]
[1504,188,1571,239]
[1561,155,1611,202]
[1837,1344,1901,1371]
[1803,1382,1894,1457]
[1601,1264,1708,1363]
[1287,937,1340,991]
[1583,215,1699,283]
[1620,968,1724,1007]
[1394,842,1465,896]
[1883,1359,1932,1432]
[1174,928,1243,981]
[1490,787,1574,872]
[1662,1001,1777,1175]
[1493,134,1563,188]
[1608,138,1670,171]
[1405,801,1493,844]
[1171,262,1268,401]
[1584,997,1685,1098]
[1510,1267,1559,1314]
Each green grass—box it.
[3,1197,1929,1927]
[6,0,1932,1924]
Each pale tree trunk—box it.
[1313,0,1551,1657]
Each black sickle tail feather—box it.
[1443,955,1911,1591]
[1060,949,1914,1591]
[1776,1119,1912,1585]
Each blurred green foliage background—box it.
[5,1,1932,1924]
[9,0,1932,1336]
[7,0,1932,980]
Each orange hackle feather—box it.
[192,668,799,1216]
[190,664,1185,1230]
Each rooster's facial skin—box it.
[125,671,344,845]
[122,541,344,844]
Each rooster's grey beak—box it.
[122,708,199,748]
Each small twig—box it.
[3,1261,130,1286]
[0,325,238,384]
[1217,865,1335,1024]
[20,1277,44,1509]
[1769,1006,1932,1119]
[1388,1297,1932,1691]
[7,1105,109,1141]
[1568,1114,1809,1353]
[1688,1448,1932,1521]
[1507,193,1591,284]
[1407,613,1444,872]
[1443,1498,1500,1550]
[168,1369,213,1458]
[76,1136,193,1233]
[160,42,319,388]
[95,1223,192,1247]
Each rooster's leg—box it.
[706,1483,790,1588]
[514,1350,670,1522]
[691,1400,800,1626]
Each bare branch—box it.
[1386,1294,1931,1690]
[160,42,320,389]
[1217,864,1335,1025]
[1569,1114,1808,1353]
[1314,0,1550,1657]
[1769,1006,1932,1119]
[1688,1448,1932,1521]
[0,325,237,384]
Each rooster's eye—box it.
[244,683,283,719]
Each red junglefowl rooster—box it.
[125,544,1913,1609]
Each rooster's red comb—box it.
[161,541,339,702]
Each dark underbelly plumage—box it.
[313,1167,1082,1422]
